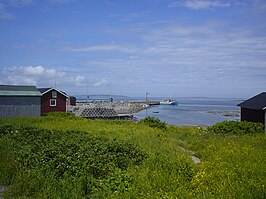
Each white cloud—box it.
[93,78,108,87]
[23,65,56,76]
[170,0,231,9]
[69,75,86,86]
[65,43,137,54]
[108,10,151,22]
[0,65,86,88]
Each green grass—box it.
[0,113,265,198]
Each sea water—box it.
[134,98,242,126]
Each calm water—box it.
[134,98,242,126]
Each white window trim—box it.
[50,99,57,107]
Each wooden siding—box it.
[0,96,41,118]
[41,90,67,115]
[241,107,265,126]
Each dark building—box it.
[70,96,77,106]
[0,85,41,118]
[38,88,69,116]
[238,92,266,131]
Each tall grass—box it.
[0,114,265,198]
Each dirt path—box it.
[179,146,201,164]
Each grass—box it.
[0,113,265,198]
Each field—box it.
[0,113,265,198]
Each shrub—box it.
[0,125,147,197]
[208,121,264,134]
[139,116,167,129]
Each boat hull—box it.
[160,101,178,105]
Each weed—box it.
[208,120,264,134]
[139,116,167,129]
[0,124,146,198]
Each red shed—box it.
[38,88,69,116]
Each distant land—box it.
[75,94,245,103]
[76,94,130,101]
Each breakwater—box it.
[69,100,159,119]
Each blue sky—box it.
[0,0,265,98]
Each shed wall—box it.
[241,107,265,125]
[0,96,41,118]
[41,91,67,115]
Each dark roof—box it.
[0,85,41,96]
[38,88,51,94]
[237,92,266,110]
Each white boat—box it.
[160,99,178,105]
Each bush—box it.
[208,121,264,134]
[139,116,167,129]
[0,125,147,197]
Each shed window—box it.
[52,91,57,98]
[50,99,56,106]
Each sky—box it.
[0,0,265,98]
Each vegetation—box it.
[139,116,167,129]
[0,114,265,198]
[208,120,264,134]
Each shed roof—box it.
[237,92,266,110]
[0,85,42,96]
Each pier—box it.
[69,100,159,120]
